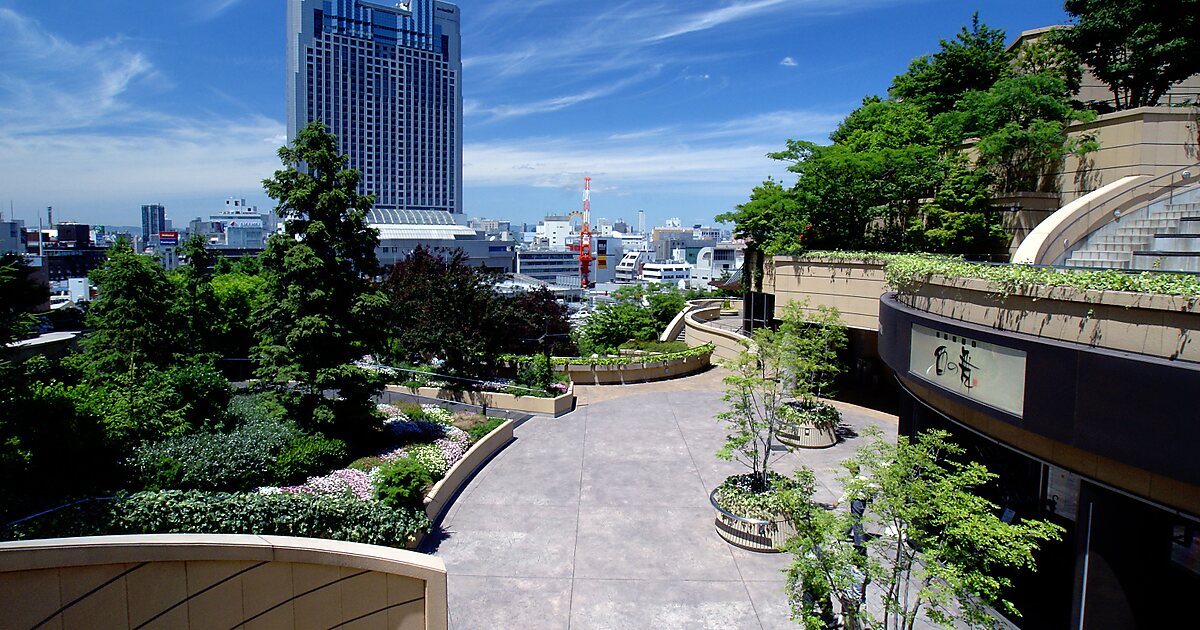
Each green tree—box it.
[384,245,507,378]
[939,73,1096,192]
[718,303,847,491]
[0,253,49,345]
[210,271,267,360]
[172,234,220,357]
[1058,0,1200,109]
[782,430,1063,629]
[496,287,574,356]
[889,14,1013,115]
[717,177,803,291]
[78,239,183,378]
[256,122,389,442]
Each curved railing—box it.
[708,488,793,553]
[684,307,748,362]
[1014,164,1200,266]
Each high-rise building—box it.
[141,204,165,246]
[288,0,463,214]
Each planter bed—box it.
[775,423,838,449]
[709,488,795,553]
[388,384,575,417]
[416,419,515,544]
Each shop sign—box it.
[909,323,1026,417]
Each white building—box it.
[614,251,650,283]
[535,216,573,251]
[691,243,744,288]
[642,260,692,285]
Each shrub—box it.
[271,434,349,485]
[375,456,435,509]
[779,401,842,432]
[619,340,689,354]
[713,472,799,520]
[406,443,449,477]
[123,490,427,547]
[467,417,506,442]
[421,404,454,425]
[516,353,554,390]
[128,417,302,492]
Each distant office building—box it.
[189,199,272,250]
[516,249,580,285]
[288,0,463,214]
[641,260,692,285]
[372,209,514,271]
[141,204,165,247]
[55,223,91,248]
[1,219,24,254]
[535,216,573,251]
[42,223,106,282]
[692,243,744,288]
[615,251,650,283]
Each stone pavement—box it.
[425,368,901,629]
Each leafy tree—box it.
[1058,0,1200,109]
[718,303,846,491]
[889,14,1013,115]
[78,239,183,378]
[939,73,1096,192]
[497,287,574,356]
[0,253,49,345]
[917,160,1008,257]
[577,299,658,354]
[717,178,802,292]
[256,122,389,442]
[384,245,507,378]
[172,234,220,357]
[1013,32,1083,96]
[782,429,1063,629]
[210,271,267,360]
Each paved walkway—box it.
[425,369,901,629]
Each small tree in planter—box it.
[712,301,847,550]
[782,429,1064,629]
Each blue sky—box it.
[0,0,1070,231]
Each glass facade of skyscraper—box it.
[288,0,462,214]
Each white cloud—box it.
[467,67,662,121]
[646,0,792,43]
[463,109,842,193]
[197,0,246,21]
[0,8,281,222]
[780,56,798,66]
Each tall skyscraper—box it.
[288,0,463,214]
[141,204,165,246]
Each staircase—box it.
[1065,197,1200,271]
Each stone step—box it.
[1071,250,1132,261]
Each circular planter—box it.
[709,488,795,553]
[776,423,837,449]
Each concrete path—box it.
[425,369,901,629]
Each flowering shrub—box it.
[421,404,454,425]
[269,468,378,501]
[128,417,303,492]
[406,443,450,477]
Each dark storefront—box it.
[879,294,1200,628]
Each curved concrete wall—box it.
[684,307,746,362]
[895,275,1200,363]
[561,352,712,385]
[764,257,887,331]
[0,534,447,630]
[423,420,514,525]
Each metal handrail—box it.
[4,496,114,529]
[708,487,774,526]
[1044,164,1200,265]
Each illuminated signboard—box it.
[908,323,1026,417]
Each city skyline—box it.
[0,0,1070,229]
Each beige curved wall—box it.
[684,307,746,362]
[562,353,712,385]
[896,275,1200,363]
[0,534,448,630]
[764,257,887,331]
[423,420,514,525]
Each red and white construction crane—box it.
[578,177,594,288]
